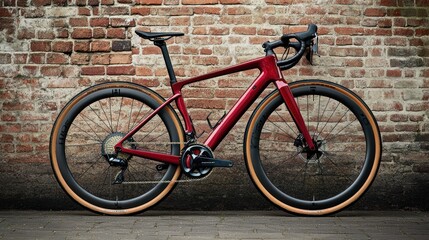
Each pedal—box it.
[193,157,233,168]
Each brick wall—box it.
[0,0,428,210]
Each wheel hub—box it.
[294,133,325,163]
[101,132,135,161]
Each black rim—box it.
[54,84,180,210]
[249,82,376,210]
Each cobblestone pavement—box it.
[0,211,428,239]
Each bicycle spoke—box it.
[317,100,341,137]
[77,112,110,138]
[323,117,358,142]
[66,142,101,147]
[88,104,113,133]
[139,118,167,143]
[266,116,297,141]
[109,97,113,131]
[127,99,135,132]
[74,155,105,182]
[98,100,114,132]
[313,95,326,139]
[115,97,123,132]
[321,153,357,183]
[306,95,310,133]
[321,108,351,141]
[129,103,148,132]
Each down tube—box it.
[204,74,271,151]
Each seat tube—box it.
[154,40,177,84]
[275,80,316,150]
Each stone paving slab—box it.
[0,211,428,239]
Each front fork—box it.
[275,80,316,151]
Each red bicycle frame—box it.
[115,55,315,165]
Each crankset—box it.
[180,144,233,178]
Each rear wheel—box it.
[50,82,184,215]
[244,80,381,216]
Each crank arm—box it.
[193,157,233,168]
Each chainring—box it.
[180,144,214,178]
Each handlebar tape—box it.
[281,24,318,43]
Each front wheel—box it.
[244,80,381,216]
[50,82,184,215]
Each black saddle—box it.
[135,30,184,40]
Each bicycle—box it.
[50,24,382,216]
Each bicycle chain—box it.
[121,169,213,185]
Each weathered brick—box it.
[88,0,100,6]
[220,0,245,3]
[131,7,151,16]
[182,0,217,4]
[334,27,364,35]
[194,6,221,14]
[91,40,111,52]
[18,28,36,39]
[69,17,88,27]
[90,17,109,27]
[390,58,424,68]
[0,7,14,17]
[56,28,69,38]
[71,53,89,65]
[74,41,91,52]
[52,41,73,53]
[91,54,110,65]
[93,28,106,38]
[52,0,67,6]
[364,8,387,17]
[30,41,51,52]
[110,18,136,27]
[110,54,132,64]
[107,28,126,39]
[41,66,62,76]
[29,54,45,64]
[0,54,12,64]
[13,54,27,64]
[135,0,162,4]
[81,66,105,75]
[232,26,256,35]
[32,0,51,6]
[46,53,69,64]
[112,40,131,51]
[78,7,91,15]
[107,65,135,75]
[71,28,92,39]
[136,66,153,76]
[76,0,87,6]
[102,6,129,15]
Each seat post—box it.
[154,40,177,84]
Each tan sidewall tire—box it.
[244,80,381,216]
[50,82,184,215]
